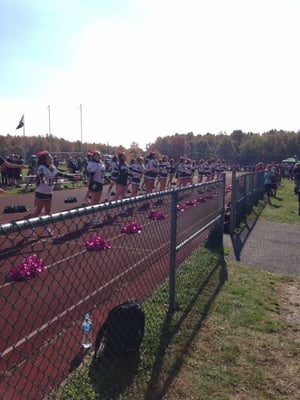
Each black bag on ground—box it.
[94,299,145,359]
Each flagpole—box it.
[47,105,52,153]
[79,104,83,153]
[23,119,26,162]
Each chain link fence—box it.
[229,170,265,234]
[0,176,225,399]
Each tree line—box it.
[0,129,299,165]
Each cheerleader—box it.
[158,155,170,191]
[220,159,226,175]
[115,152,129,201]
[215,159,222,179]
[185,159,194,186]
[87,151,106,206]
[107,155,118,197]
[144,152,159,194]
[210,158,216,180]
[29,151,61,236]
[130,156,144,197]
[166,158,176,189]
[204,159,212,182]
[177,157,187,187]
[198,159,205,183]
[30,151,59,219]
[126,158,135,194]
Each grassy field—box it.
[258,179,300,224]
[48,180,300,399]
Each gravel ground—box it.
[224,220,300,277]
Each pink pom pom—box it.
[176,204,185,212]
[8,254,45,282]
[185,199,197,207]
[85,235,112,251]
[196,196,206,203]
[121,221,142,234]
[146,210,166,220]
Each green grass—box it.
[49,256,300,399]
[233,179,299,235]
[258,179,299,224]
[46,179,300,399]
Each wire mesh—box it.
[0,179,225,399]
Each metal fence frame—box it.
[229,170,265,234]
[0,176,226,399]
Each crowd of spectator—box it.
[0,154,25,188]
[1,150,299,198]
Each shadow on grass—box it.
[143,251,227,399]
[88,352,140,399]
[230,198,266,261]
[85,240,227,399]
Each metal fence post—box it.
[230,169,237,234]
[168,190,178,312]
[220,173,226,246]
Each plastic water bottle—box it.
[81,312,92,349]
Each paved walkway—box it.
[224,220,300,277]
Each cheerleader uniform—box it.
[159,160,170,180]
[146,158,159,181]
[116,160,129,186]
[35,164,59,200]
[131,162,143,187]
[185,160,193,183]
[110,160,119,182]
[87,160,105,192]
[177,160,186,180]
[198,161,205,177]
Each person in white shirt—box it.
[130,156,144,197]
[31,151,59,218]
[87,151,106,206]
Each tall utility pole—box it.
[79,104,83,153]
[47,105,52,153]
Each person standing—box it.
[177,157,187,187]
[130,156,144,197]
[144,152,159,194]
[158,155,170,192]
[86,151,106,224]
[264,164,275,205]
[107,155,119,198]
[166,158,176,188]
[114,152,129,201]
[28,151,60,236]
[198,159,205,183]
[87,151,105,201]
[292,162,300,194]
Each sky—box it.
[1,0,300,151]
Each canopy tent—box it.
[282,157,297,163]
